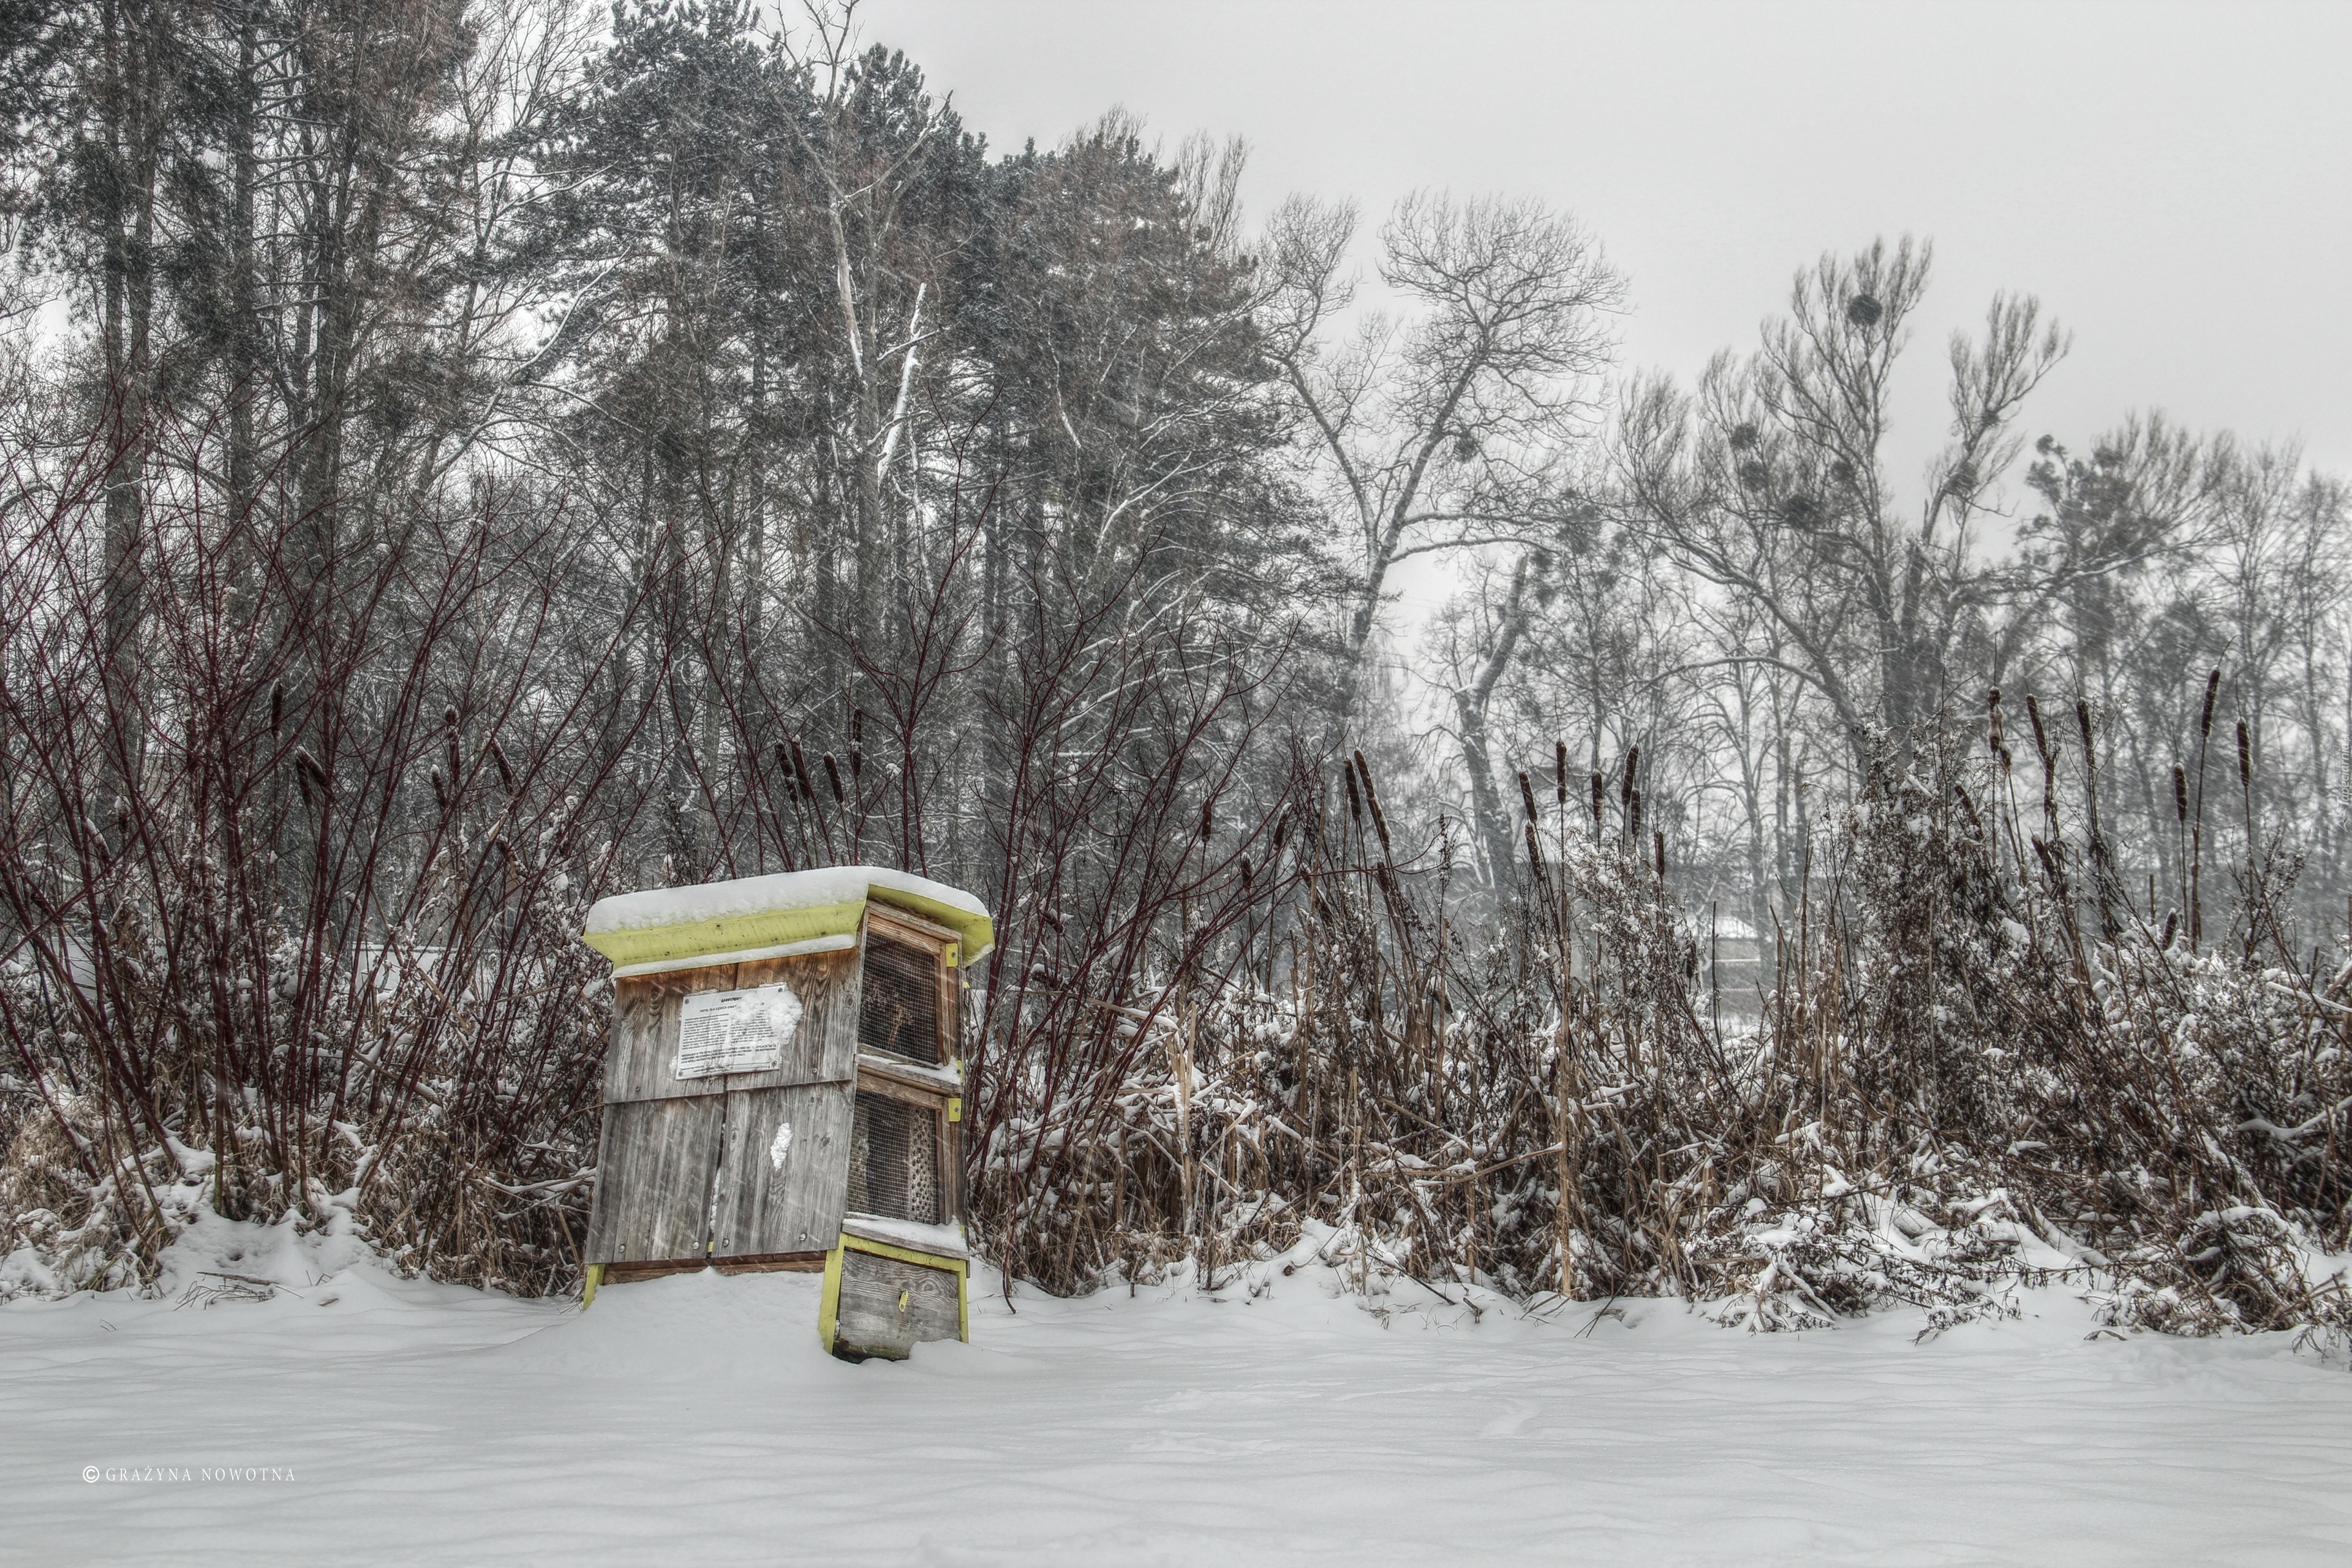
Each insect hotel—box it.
[575,866,989,1360]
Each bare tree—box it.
[1621,237,2068,758]
[1437,549,1548,891]
[1265,190,1622,733]
[774,4,963,655]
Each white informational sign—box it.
[673,982,803,1080]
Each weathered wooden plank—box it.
[601,965,733,1106]
[933,921,961,1064]
[603,950,860,1104]
[581,1102,620,1261]
[832,1248,962,1360]
[710,1252,826,1276]
[944,1099,967,1225]
[582,1095,725,1265]
[737,949,861,1084]
[709,1082,856,1259]
[940,946,965,1224]
[597,1258,707,1284]
[853,1063,951,1110]
[600,1251,825,1284]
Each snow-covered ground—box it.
[5,1220,2350,1567]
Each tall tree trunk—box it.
[97,0,167,852]
[1452,555,1538,894]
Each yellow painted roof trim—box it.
[580,868,993,974]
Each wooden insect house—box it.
[575,866,989,1360]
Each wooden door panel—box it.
[710,1082,856,1259]
[583,1095,725,1265]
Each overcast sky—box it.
[861,0,2351,489]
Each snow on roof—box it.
[581,865,993,976]
[585,865,985,935]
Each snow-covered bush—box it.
[0,430,630,1302]
[968,739,2350,1345]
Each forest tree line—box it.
[1,1,2344,1336]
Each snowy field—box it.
[5,1223,2350,1567]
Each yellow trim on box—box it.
[582,1262,603,1310]
[584,897,867,971]
[583,884,994,974]
[819,1234,971,1352]
[609,932,854,979]
[818,1243,845,1351]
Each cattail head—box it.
[1621,745,1639,805]
[1360,771,1393,858]
[296,748,329,797]
[2199,669,2222,739]
[2237,720,2252,790]
[1555,739,1569,805]
[1518,769,1541,826]
[1590,771,1605,831]
[1343,763,1362,826]
[1352,751,1390,823]
[2172,764,2189,823]
[1351,750,1380,813]
[1654,829,1666,878]
[823,753,846,804]
[2030,834,2061,882]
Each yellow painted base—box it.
[582,1262,604,1310]
[818,1234,970,1354]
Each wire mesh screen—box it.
[859,930,941,1065]
[848,1091,941,1225]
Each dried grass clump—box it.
[0,450,630,1301]
[972,720,2351,1349]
